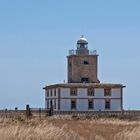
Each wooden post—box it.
[49,105,53,116]
[5,108,7,118]
[26,105,30,119]
[49,107,52,116]
[15,107,18,118]
[15,107,18,110]
[51,105,53,116]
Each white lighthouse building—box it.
[43,36,125,111]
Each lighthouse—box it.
[43,36,125,111]
[67,35,99,83]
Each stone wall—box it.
[67,55,99,83]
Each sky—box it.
[0,0,140,109]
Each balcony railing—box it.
[68,49,97,56]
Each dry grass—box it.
[0,116,140,140]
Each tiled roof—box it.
[43,83,125,89]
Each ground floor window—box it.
[50,100,53,108]
[88,99,93,109]
[71,100,76,110]
[105,100,111,109]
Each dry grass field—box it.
[0,116,140,140]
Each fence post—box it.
[49,105,54,116]
[15,107,18,118]
[51,105,53,116]
[5,108,7,118]
[26,104,31,119]
[49,107,52,116]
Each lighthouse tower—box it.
[67,35,100,83]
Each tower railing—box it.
[68,49,97,55]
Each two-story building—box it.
[43,36,125,111]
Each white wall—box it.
[61,88,70,97]
[56,88,58,97]
[45,99,47,108]
[55,87,121,98]
[45,99,49,109]
[94,99,104,111]
[77,88,87,98]
[56,99,58,110]
[111,88,121,98]
[94,88,104,98]
[111,100,121,111]
[77,99,88,111]
[45,99,121,111]
[45,90,47,108]
[45,87,122,111]
[60,99,71,111]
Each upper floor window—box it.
[87,88,94,96]
[70,88,77,96]
[104,88,111,96]
[83,60,89,65]
[81,77,89,83]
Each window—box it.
[50,100,53,106]
[105,100,111,109]
[104,88,111,96]
[71,100,76,110]
[70,88,77,96]
[54,89,56,96]
[49,100,53,108]
[88,100,93,109]
[47,90,49,97]
[87,88,94,96]
[81,77,89,83]
[83,60,89,64]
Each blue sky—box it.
[0,0,140,109]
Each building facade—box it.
[43,36,125,111]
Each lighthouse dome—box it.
[77,35,88,44]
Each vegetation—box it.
[0,116,140,140]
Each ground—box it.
[0,116,140,140]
